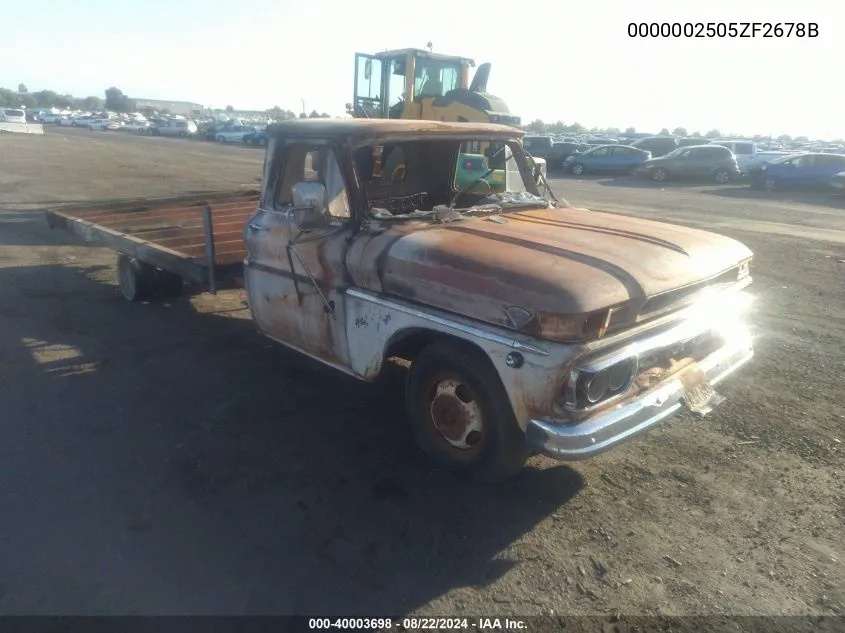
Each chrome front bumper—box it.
[525,332,754,461]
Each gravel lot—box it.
[1,128,843,620]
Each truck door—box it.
[244,142,355,367]
[354,53,385,118]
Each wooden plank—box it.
[74,198,258,225]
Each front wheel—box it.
[714,169,731,184]
[651,167,667,182]
[216,135,226,143]
[406,342,529,483]
[571,163,585,176]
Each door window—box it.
[276,145,350,220]
[791,155,816,168]
[355,54,384,117]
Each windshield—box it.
[354,138,552,222]
[768,154,798,165]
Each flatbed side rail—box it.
[44,190,260,291]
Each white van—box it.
[1,108,27,124]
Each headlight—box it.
[585,370,609,403]
[570,357,637,409]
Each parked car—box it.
[152,119,198,137]
[1,108,27,124]
[634,145,740,183]
[677,137,705,148]
[242,129,268,146]
[630,136,679,158]
[749,153,845,191]
[548,141,586,167]
[123,120,153,133]
[564,144,651,176]
[88,118,122,131]
[37,113,63,124]
[71,115,98,127]
[214,125,254,143]
[709,140,791,173]
[522,136,560,164]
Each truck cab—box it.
[242,119,755,481]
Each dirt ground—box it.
[0,128,843,622]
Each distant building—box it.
[134,98,204,116]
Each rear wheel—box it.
[763,176,777,192]
[652,167,667,182]
[117,254,155,301]
[406,342,528,483]
[714,169,731,184]
[116,254,183,301]
[216,135,226,143]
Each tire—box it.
[216,135,226,143]
[714,169,731,184]
[763,176,777,192]
[652,167,667,182]
[571,163,585,176]
[117,254,155,302]
[405,341,529,483]
[154,269,184,298]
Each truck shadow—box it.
[0,256,584,614]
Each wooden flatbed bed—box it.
[45,190,260,295]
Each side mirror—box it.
[291,181,329,229]
[364,59,372,80]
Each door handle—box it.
[248,222,270,231]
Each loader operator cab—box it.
[350,48,519,128]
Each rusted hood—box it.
[375,207,753,341]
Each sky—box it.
[2,0,843,139]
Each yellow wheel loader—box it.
[347,48,546,183]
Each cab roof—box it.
[266,119,524,142]
[373,48,475,67]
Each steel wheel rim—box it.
[426,374,485,455]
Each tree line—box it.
[1,84,330,119]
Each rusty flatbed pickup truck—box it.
[46,119,754,482]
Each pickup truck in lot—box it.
[708,140,792,173]
[46,119,755,482]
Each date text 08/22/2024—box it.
[308,618,528,630]
[627,22,818,38]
